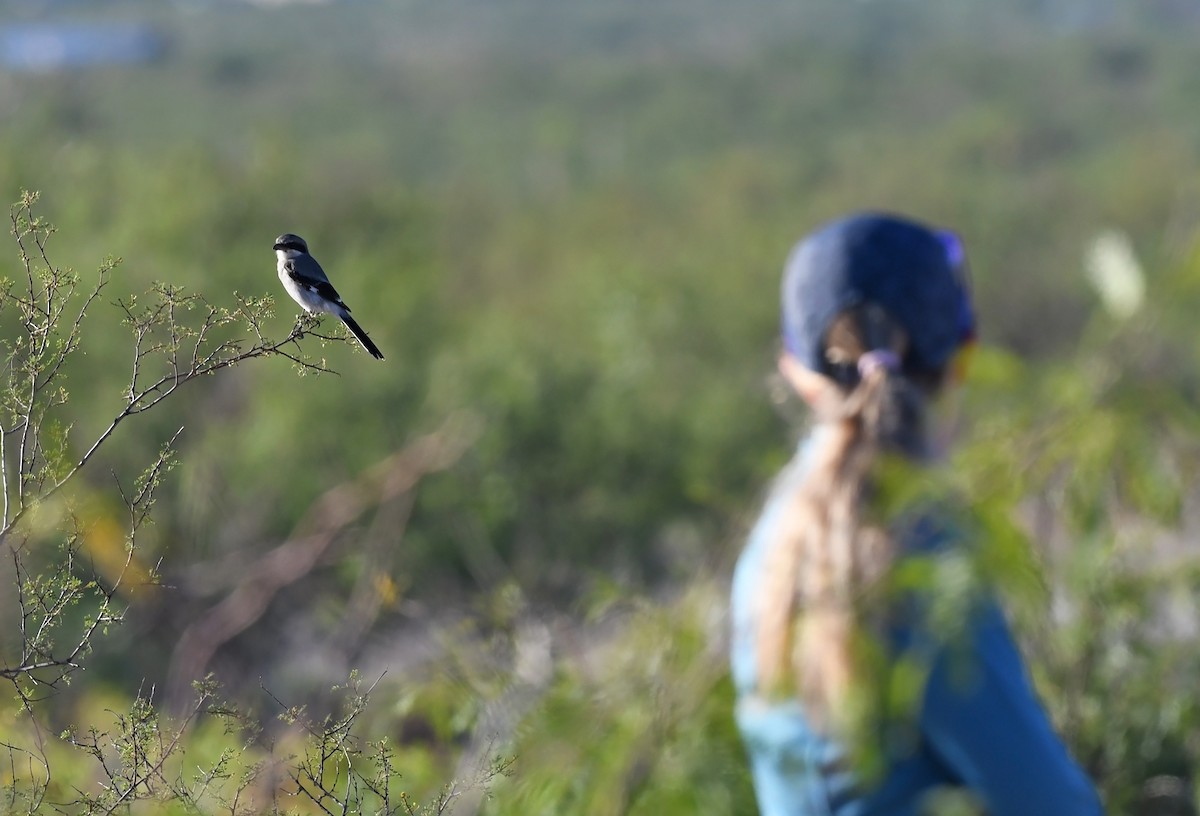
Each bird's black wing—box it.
[284,259,347,308]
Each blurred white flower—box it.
[1085,229,1145,320]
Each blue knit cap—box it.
[781,212,975,375]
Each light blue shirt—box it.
[731,433,1104,815]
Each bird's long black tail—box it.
[341,315,384,360]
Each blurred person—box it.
[730,213,1103,815]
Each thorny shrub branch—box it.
[0,192,500,816]
[0,191,348,811]
[2,192,342,537]
[64,682,213,814]
[267,671,515,816]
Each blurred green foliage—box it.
[2,0,1200,812]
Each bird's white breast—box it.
[276,251,331,315]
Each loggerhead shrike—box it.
[273,233,384,360]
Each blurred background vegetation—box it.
[2,0,1200,812]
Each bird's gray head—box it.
[273,233,309,254]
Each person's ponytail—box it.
[754,306,933,730]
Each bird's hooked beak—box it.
[273,241,286,251]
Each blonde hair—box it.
[755,305,943,730]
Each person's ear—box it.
[778,352,836,407]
